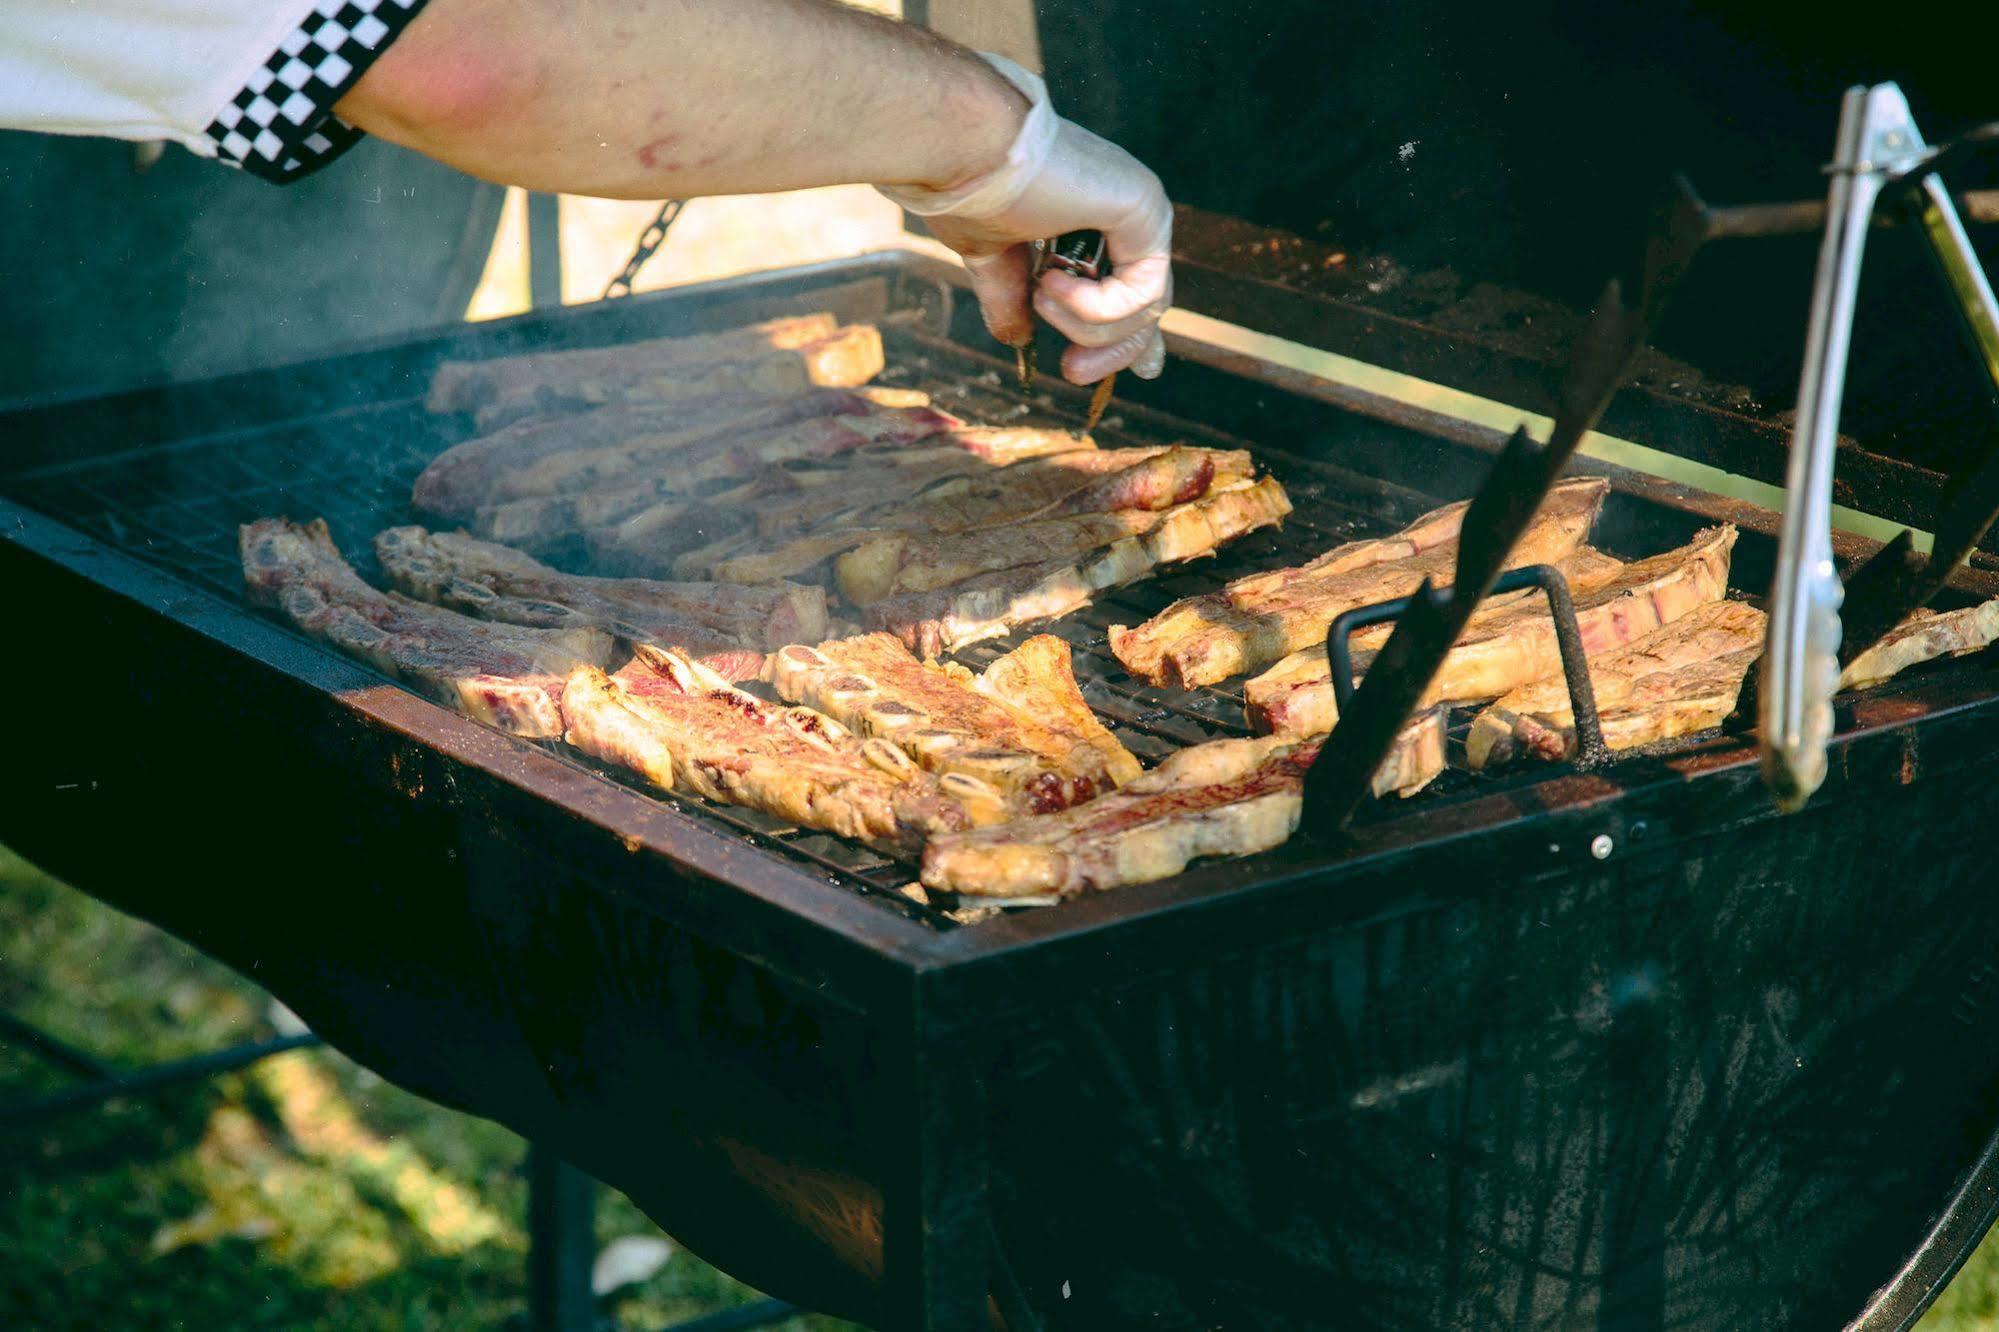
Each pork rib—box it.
[868,475,1295,656]
[1247,525,1737,737]
[444,322,885,431]
[426,313,839,414]
[1466,599,1768,768]
[918,722,1444,901]
[561,647,1005,851]
[413,387,919,523]
[241,518,612,737]
[1112,477,1609,688]
[1840,598,1999,689]
[374,526,824,679]
[767,633,1139,813]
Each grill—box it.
[10,243,1999,1332]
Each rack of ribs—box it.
[240,518,613,737]
[561,647,1006,852]
[918,720,1445,901]
[1111,477,1610,688]
[374,526,824,680]
[1247,525,1738,737]
[766,633,1140,814]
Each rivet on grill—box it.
[1590,833,1615,861]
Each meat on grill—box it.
[1840,597,1999,689]
[373,526,824,680]
[867,475,1296,657]
[561,647,1006,851]
[426,313,839,414]
[240,518,612,737]
[416,387,909,523]
[432,319,885,431]
[1112,477,1610,688]
[918,721,1444,901]
[832,447,1231,606]
[584,430,1122,579]
[693,445,1244,586]
[1247,525,1738,737]
[1466,599,1769,768]
[767,633,1139,813]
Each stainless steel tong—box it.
[1762,83,1999,810]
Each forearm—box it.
[337,0,1026,199]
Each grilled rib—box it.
[1247,526,1738,737]
[561,647,1006,851]
[868,475,1295,656]
[374,526,824,680]
[767,633,1139,813]
[241,518,612,737]
[426,313,840,414]
[445,322,886,431]
[413,387,922,523]
[918,722,1444,901]
[1466,599,1768,768]
[836,450,1231,608]
[1111,477,1610,688]
[1840,597,1999,689]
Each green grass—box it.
[4,841,1998,1329]
[0,845,860,1332]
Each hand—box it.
[879,55,1173,384]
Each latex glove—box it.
[878,54,1172,384]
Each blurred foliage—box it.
[0,847,857,1332]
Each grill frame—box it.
[11,249,1999,1331]
[7,247,1999,997]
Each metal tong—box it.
[1759,84,1999,811]
[1017,230,1118,432]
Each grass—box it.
[0,845,861,1332]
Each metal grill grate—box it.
[0,328,1721,925]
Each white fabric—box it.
[0,0,325,155]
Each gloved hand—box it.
[878,54,1172,385]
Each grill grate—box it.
[0,328,1744,925]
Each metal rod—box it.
[661,1299,798,1332]
[527,1143,600,1332]
[0,1033,322,1125]
[527,192,564,312]
[1705,189,1999,238]
[0,1009,116,1080]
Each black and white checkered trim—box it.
[203,0,429,183]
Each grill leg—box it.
[882,1040,992,1332]
[528,1142,600,1332]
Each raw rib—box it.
[1466,599,1768,768]
[426,313,839,413]
[1246,526,1737,737]
[1839,597,1999,689]
[374,526,823,679]
[452,323,885,430]
[869,475,1296,656]
[918,722,1444,900]
[560,647,1005,851]
[1113,477,1610,688]
[413,387,914,522]
[767,633,1139,813]
[835,450,1234,607]
[241,518,612,737]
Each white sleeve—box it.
[0,0,430,182]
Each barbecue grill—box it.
[9,224,1999,1328]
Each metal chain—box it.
[602,199,687,300]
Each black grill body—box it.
[6,251,1999,1331]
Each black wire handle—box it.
[603,199,687,300]
[1320,562,1612,770]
